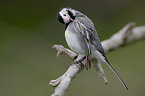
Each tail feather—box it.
[93,50,128,90]
[102,58,129,90]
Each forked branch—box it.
[49,22,145,96]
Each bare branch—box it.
[49,22,145,96]
[50,56,83,96]
[102,22,135,52]
[92,60,108,84]
[102,22,145,52]
[52,45,77,59]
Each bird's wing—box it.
[75,16,105,57]
[74,15,105,69]
[71,8,104,55]
[75,19,91,70]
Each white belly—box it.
[65,29,86,55]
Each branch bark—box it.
[49,22,145,96]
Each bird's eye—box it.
[63,14,66,16]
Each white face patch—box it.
[59,9,71,24]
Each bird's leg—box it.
[71,55,86,70]
[74,56,86,64]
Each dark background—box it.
[0,0,145,96]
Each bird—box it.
[57,7,128,90]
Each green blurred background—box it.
[0,0,145,96]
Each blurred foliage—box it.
[0,0,145,96]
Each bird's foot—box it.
[73,56,86,70]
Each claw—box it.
[72,56,86,70]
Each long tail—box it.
[93,50,128,90]
[102,58,129,90]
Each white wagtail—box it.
[57,7,128,90]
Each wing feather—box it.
[75,19,91,69]
[75,15,105,57]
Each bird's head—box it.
[57,7,75,24]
